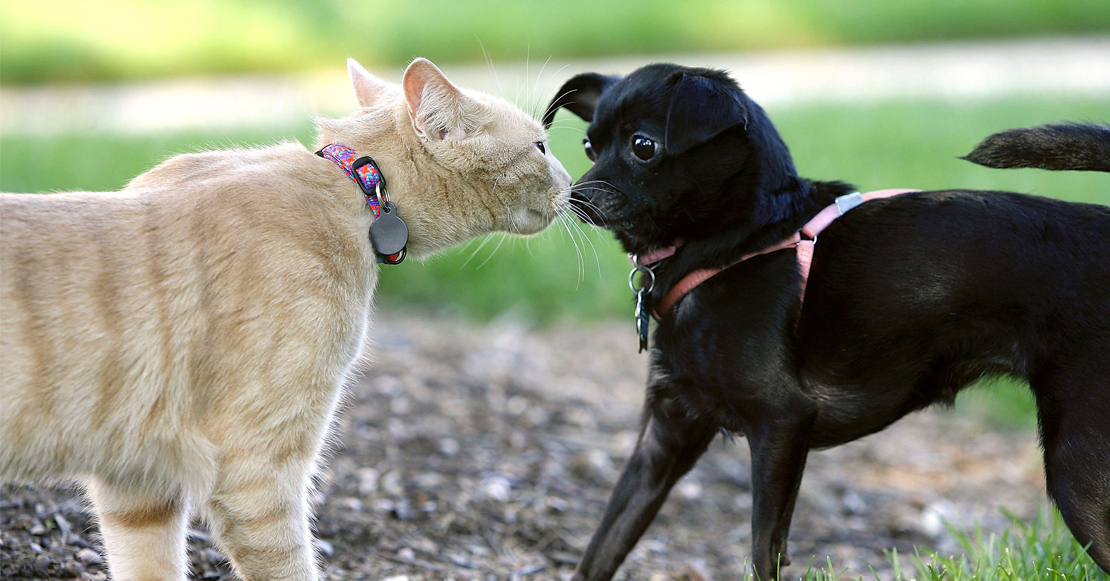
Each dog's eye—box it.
[632,135,656,161]
[583,138,597,162]
[536,141,546,155]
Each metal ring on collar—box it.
[628,265,656,293]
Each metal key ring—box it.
[628,265,656,293]
[373,182,387,212]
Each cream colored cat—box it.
[0,57,571,581]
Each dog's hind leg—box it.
[571,405,717,581]
[746,410,817,581]
[1032,345,1110,572]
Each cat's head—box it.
[316,58,572,258]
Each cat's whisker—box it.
[555,212,577,278]
[567,211,601,283]
[543,87,585,127]
[529,56,557,121]
[566,201,602,229]
[575,179,622,193]
[545,124,583,134]
[563,193,601,225]
[564,201,601,235]
[475,231,508,270]
[487,172,525,237]
[542,83,601,130]
[558,211,586,289]
[562,207,603,279]
[460,233,496,269]
[568,185,618,214]
[525,46,531,117]
[477,39,505,99]
[567,200,608,224]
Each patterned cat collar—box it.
[317,143,409,264]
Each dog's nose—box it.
[569,186,606,224]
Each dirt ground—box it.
[1,314,1048,581]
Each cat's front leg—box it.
[204,453,319,581]
[87,478,190,581]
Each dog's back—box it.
[798,122,1110,570]
[801,123,1110,433]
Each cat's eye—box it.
[536,141,546,155]
[632,135,657,161]
[583,138,597,162]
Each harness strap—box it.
[651,189,918,319]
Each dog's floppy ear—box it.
[543,73,619,128]
[664,73,749,155]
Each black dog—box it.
[544,64,1110,580]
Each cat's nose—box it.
[549,158,572,187]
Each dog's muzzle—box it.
[569,187,610,226]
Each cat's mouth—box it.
[509,207,557,235]
[509,189,568,235]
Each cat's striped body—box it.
[0,58,570,581]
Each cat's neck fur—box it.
[314,102,494,258]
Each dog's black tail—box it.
[962,122,1110,172]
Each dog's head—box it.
[545,64,804,255]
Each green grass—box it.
[889,509,1109,581]
[2,0,1108,83]
[785,508,1109,581]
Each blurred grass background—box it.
[3,97,1107,325]
[2,0,1110,84]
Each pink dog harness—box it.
[641,189,919,319]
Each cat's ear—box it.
[402,58,473,141]
[348,58,396,108]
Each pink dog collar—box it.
[652,189,919,318]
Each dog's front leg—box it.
[571,405,718,581]
[747,412,816,580]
